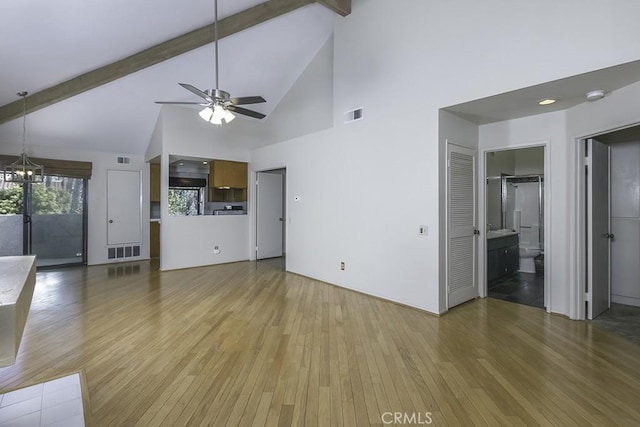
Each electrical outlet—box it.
[214,246,221,255]
[340,261,345,271]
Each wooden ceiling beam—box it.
[315,0,351,16]
[0,0,319,125]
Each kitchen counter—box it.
[0,255,36,367]
[212,210,247,215]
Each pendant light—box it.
[2,92,44,183]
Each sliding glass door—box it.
[0,180,24,257]
[0,175,87,267]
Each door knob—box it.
[109,219,114,224]
[279,218,284,222]
[606,233,615,239]
[473,229,480,235]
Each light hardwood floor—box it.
[1,258,640,426]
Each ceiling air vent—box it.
[117,156,131,165]
[344,107,364,124]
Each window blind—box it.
[0,155,92,179]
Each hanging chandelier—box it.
[2,92,44,183]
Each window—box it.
[168,187,203,216]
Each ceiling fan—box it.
[155,0,266,125]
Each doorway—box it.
[446,142,478,308]
[255,168,286,261]
[484,146,547,309]
[581,124,640,324]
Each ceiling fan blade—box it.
[179,83,212,101]
[230,96,266,105]
[227,105,266,119]
[155,101,208,105]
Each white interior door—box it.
[256,172,283,259]
[587,138,611,319]
[609,142,640,307]
[447,143,478,308]
[107,170,142,245]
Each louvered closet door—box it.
[447,143,478,308]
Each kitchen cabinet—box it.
[487,234,519,282]
[210,160,248,189]
[150,164,160,202]
[150,221,160,259]
[209,160,248,202]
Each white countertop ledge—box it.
[0,255,37,367]
[486,230,519,240]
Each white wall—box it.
[258,35,334,145]
[151,32,335,271]
[161,215,249,270]
[514,147,544,175]
[158,106,252,270]
[251,0,640,314]
[486,151,515,177]
[0,142,149,266]
[145,111,163,162]
[567,81,640,139]
[161,105,256,162]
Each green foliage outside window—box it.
[0,185,22,215]
[168,188,200,216]
[0,180,83,215]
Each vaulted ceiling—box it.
[0,0,348,155]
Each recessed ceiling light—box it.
[538,99,556,106]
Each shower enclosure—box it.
[501,174,544,251]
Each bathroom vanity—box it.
[487,231,519,282]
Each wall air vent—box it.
[344,107,364,124]
[117,156,131,165]
[107,245,140,260]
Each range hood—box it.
[169,177,207,188]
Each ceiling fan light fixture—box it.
[155,0,266,123]
[199,107,214,122]
[209,105,226,125]
[222,107,235,124]
[207,105,235,125]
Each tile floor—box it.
[590,303,640,346]
[488,256,545,309]
[0,373,85,427]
